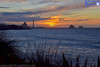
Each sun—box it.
[49,23,55,27]
[46,22,56,27]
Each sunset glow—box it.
[0,0,100,28]
[44,22,57,27]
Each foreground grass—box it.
[0,30,100,67]
[23,50,100,67]
[0,31,24,64]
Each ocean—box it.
[7,28,100,65]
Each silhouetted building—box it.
[21,22,28,29]
[69,25,75,28]
[78,26,84,28]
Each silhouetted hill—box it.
[0,24,25,30]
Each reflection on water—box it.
[7,28,100,63]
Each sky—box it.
[0,0,100,28]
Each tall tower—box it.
[33,18,34,28]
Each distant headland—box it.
[0,22,45,30]
[0,21,85,30]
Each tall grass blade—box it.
[83,58,88,67]
[62,53,70,67]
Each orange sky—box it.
[0,0,100,28]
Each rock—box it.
[78,26,84,28]
[69,25,75,28]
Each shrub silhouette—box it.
[0,31,24,64]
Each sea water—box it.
[7,28,100,65]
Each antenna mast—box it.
[33,18,34,28]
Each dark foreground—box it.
[0,30,100,67]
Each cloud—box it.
[0,6,10,9]
[0,13,50,22]
[77,19,89,21]
[62,18,89,21]
[0,4,88,23]
[39,0,72,4]
[0,0,28,3]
